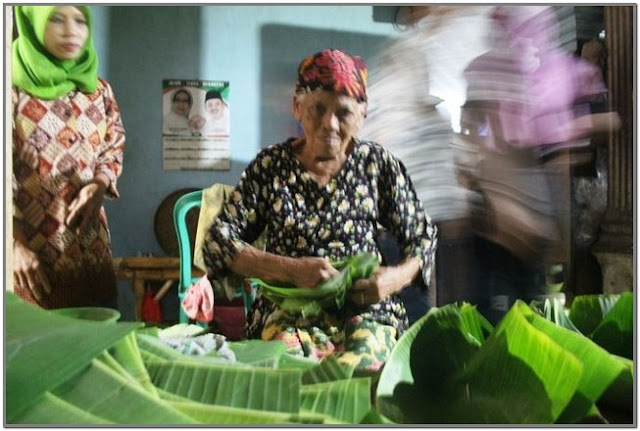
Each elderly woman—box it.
[203,49,436,371]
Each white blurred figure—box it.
[361,6,493,317]
[460,6,620,323]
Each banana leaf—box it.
[377,301,583,424]
[516,302,625,423]
[169,400,325,424]
[228,339,288,367]
[146,360,302,412]
[568,294,621,336]
[301,356,356,384]
[10,392,113,425]
[590,292,633,359]
[276,351,321,370]
[108,332,159,396]
[597,355,634,419]
[136,332,237,365]
[249,253,379,317]
[300,377,371,424]
[533,297,582,333]
[5,293,141,422]
[50,359,197,424]
[97,351,141,385]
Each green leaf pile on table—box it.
[6,292,372,425]
[6,290,633,425]
[376,292,634,424]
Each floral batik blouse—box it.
[203,137,437,342]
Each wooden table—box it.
[113,256,204,321]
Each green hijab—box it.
[12,6,98,100]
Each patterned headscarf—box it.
[295,49,368,103]
[12,6,98,100]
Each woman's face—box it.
[43,6,89,60]
[172,91,192,116]
[293,90,365,159]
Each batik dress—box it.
[12,78,125,309]
[203,137,437,371]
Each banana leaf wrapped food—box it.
[249,253,379,317]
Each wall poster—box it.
[162,79,230,170]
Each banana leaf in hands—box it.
[249,253,379,317]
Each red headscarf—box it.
[295,49,368,103]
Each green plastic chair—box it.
[173,190,204,324]
[173,189,253,324]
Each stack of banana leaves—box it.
[6,289,633,425]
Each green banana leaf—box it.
[533,297,582,333]
[169,400,326,424]
[146,360,303,412]
[5,293,141,422]
[568,294,621,336]
[228,339,288,367]
[136,333,237,365]
[597,354,634,420]
[97,351,141,385]
[516,302,625,423]
[590,292,633,359]
[9,392,114,425]
[276,351,321,370]
[108,332,159,396]
[50,359,197,424]
[299,377,371,424]
[249,253,379,317]
[301,355,356,384]
[377,301,583,424]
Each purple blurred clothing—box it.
[464,6,606,150]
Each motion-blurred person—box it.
[361,6,492,319]
[461,6,620,323]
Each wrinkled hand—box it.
[289,257,339,289]
[349,266,400,306]
[65,181,106,233]
[13,241,51,301]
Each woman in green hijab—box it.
[12,6,126,310]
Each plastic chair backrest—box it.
[173,189,204,323]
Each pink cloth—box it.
[181,277,214,322]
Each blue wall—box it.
[89,6,397,318]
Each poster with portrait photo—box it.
[162,79,230,170]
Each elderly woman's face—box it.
[293,90,365,159]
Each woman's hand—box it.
[349,257,421,306]
[65,176,108,233]
[13,241,51,301]
[349,266,399,306]
[288,257,339,289]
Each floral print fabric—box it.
[203,137,437,370]
[295,49,368,103]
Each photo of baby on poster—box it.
[162,80,230,170]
